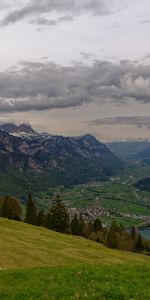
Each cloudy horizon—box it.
[0,0,150,141]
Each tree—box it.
[107,220,119,249]
[71,214,82,236]
[24,194,37,225]
[131,226,138,251]
[0,195,22,220]
[37,210,45,226]
[78,214,86,237]
[46,194,70,233]
[45,209,53,229]
[0,195,12,219]
[136,233,144,253]
[131,226,138,242]
[93,219,103,232]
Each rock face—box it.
[0,124,123,196]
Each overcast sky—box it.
[0,0,150,141]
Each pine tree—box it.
[45,209,53,229]
[0,195,12,219]
[136,233,144,253]
[24,194,37,225]
[131,226,138,251]
[37,210,45,226]
[93,219,103,232]
[131,226,138,241]
[78,214,86,237]
[47,194,70,233]
[107,220,119,249]
[71,214,83,236]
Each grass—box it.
[1,218,150,270]
[99,216,145,227]
[1,265,150,300]
[1,218,150,299]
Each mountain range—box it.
[0,123,123,198]
[107,141,150,160]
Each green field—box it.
[1,218,150,299]
[1,265,150,300]
[34,162,150,227]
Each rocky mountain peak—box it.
[0,123,38,138]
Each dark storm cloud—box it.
[1,0,108,26]
[0,60,150,113]
[89,116,150,127]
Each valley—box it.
[36,161,150,228]
[0,124,150,228]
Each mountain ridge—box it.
[0,123,123,197]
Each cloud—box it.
[89,116,150,127]
[0,60,150,113]
[1,0,108,27]
[29,15,74,28]
[80,52,93,60]
[140,20,150,24]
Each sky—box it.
[0,0,150,141]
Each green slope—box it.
[1,218,150,300]
[0,218,150,270]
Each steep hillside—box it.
[1,218,150,300]
[0,125,123,197]
[0,218,149,270]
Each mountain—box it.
[107,141,150,160]
[133,146,150,161]
[0,123,38,138]
[0,124,123,198]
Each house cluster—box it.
[68,206,119,222]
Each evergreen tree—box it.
[0,195,12,219]
[71,214,82,236]
[0,195,22,220]
[47,194,70,233]
[45,209,53,229]
[37,210,45,226]
[78,214,86,237]
[24,194,37,225]
[107,220,119,249]
[131,226,138,251]
[131,226,138,241]
[84,220,93,238]
[136,233,144,253]
[93,219,103,232]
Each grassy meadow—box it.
[1,265,150,300]
[1,217,150,299]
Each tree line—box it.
[0,193,149,254]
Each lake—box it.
[139,229,150,241]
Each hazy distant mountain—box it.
[133,146,150,161]
[0,124,123,197]
[107,141,150,160]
